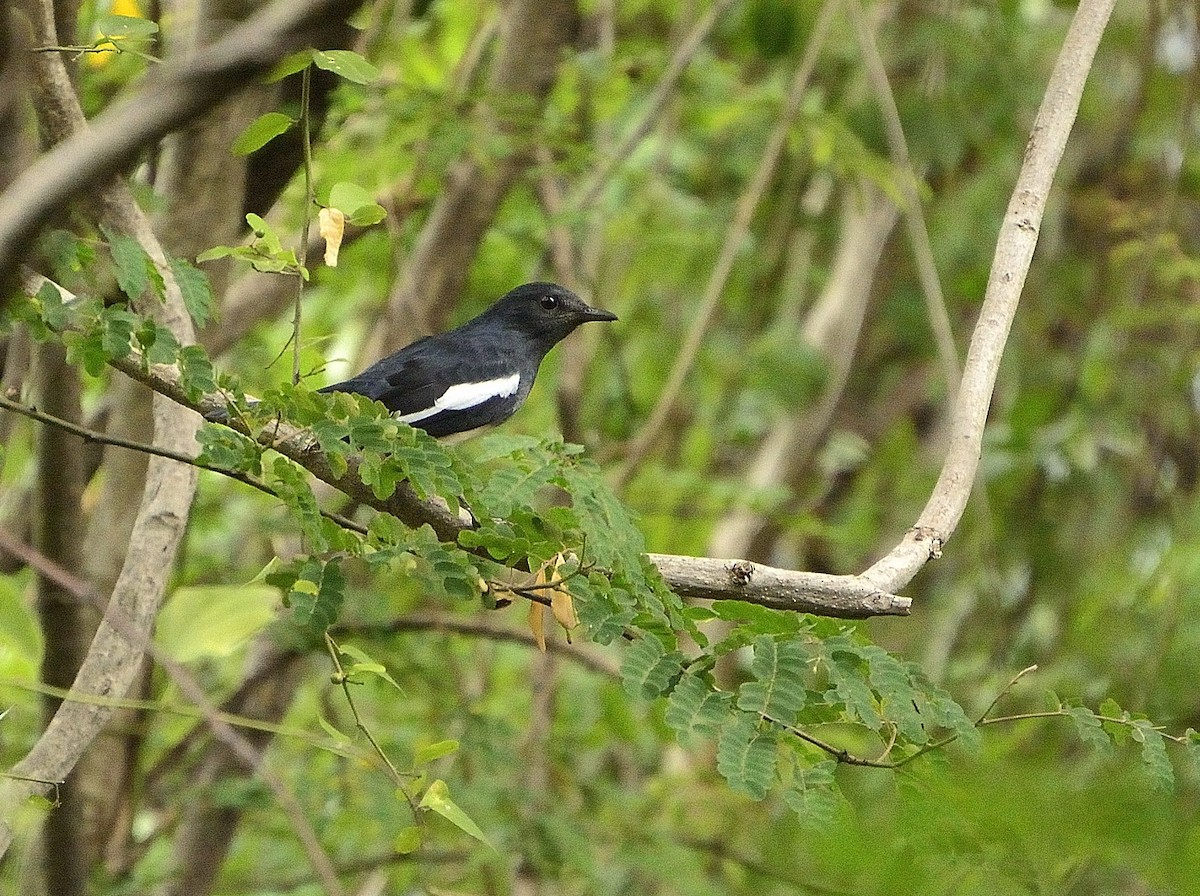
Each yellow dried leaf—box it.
[527,600,546,652]
[319,206,345,267]
[549,589,578,637]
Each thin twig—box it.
[0,394,368,535]
[847,0,960,394]
[294,64,314,387]
[0,533,348,895]
[566,0,738,213]
[974,664,1039,725]
[0,673,359,757]
[771,716,900,769]
[323,632,423,828]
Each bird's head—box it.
[487,282,618,347]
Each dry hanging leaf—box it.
[527,596,546,652]
[548,554,578,639]
[549,590,577,643]
[318,206,346,267]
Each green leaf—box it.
[63,327,107,376]
[710,600,806,636]
[347,203,387,226]
[100,307,139,360]
[156,584,280,662]
[419,779,495,850]
[414,739,460,765]
[1100,697,1131,745]
[339,643,404,693]
[287,558,345,633]
[393,825,422,855]
[232,112,295,155]
[621,636,684,699]
[195,424,263,475]
[326,181,387,225]
[327,181,375,214]
[782,760,839,827]
[135,318,180,366]
[271,457,329,549]
[1131,721,1174,791]
[0,575,41,679]
[571,574,635,645]
[1066,705,1113,755]
[95,13,158,41]
[1184,729,1200,780]
[317,715,351,744]
[267,49,314,82]
[735,636,809,721]
[103,226,151,302]
[35,280,71,331]
[862,645,928,744]
[824,651,883,731]
[312,49,380,84]
[196,245,235,263]
[178,345,217,401]
[716,713,776,800]
[665,673,731,742]
[168,257,216,326]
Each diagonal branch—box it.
[0,393,367,535]
[566,0,738,213]
[19,276,912,619]
[0,530,346,896]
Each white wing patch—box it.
[397,372,520,424]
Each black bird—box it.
[252,282,614,440]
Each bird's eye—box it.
[540,294,559,310]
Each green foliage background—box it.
[2,1,1200,894]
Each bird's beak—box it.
[582,306,618,322]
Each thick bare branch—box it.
[648,554,909,618]
[70,337,911,618]
[861,0,1116,593]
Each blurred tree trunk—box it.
[31,342,92,896]
[162,644,309,896]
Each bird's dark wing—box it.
[318,335,527,437]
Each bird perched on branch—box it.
[211,283,617,439]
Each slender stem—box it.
[769,715,898,769]
[0,674,360,756]
[294,64,314,386]
[0,394,368,535]
[323,632,422,823]
[614,0,837,487]
[974,664,1039,725]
